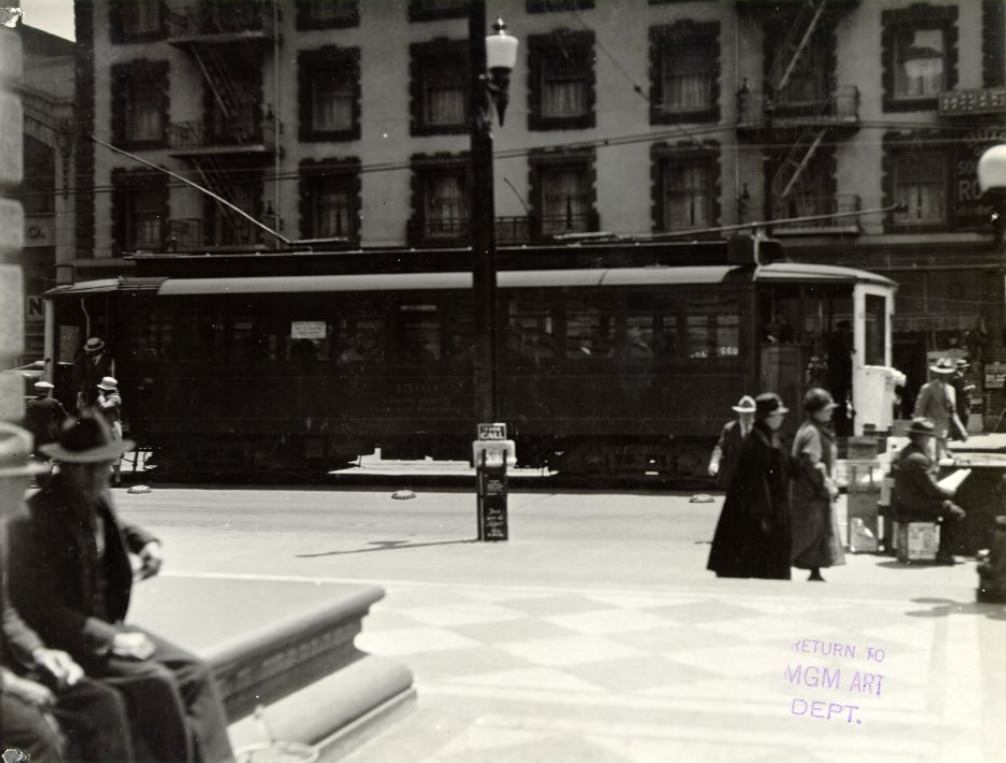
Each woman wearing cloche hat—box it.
[789,388,845,582]
[708,392,793,580]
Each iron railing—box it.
[167,118,276,151]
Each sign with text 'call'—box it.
[477,423,507,441]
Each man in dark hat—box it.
[1,421,134,763]
[72,337,115,410]
[892,417,967,565]
[24,380,69,455]
[6,414,235,763]
[913,357,967,458]
[708,395,756,490]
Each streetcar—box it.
[43,239,900,479]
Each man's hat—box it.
[929,358,955,374]
[907,417,937,438]
[97,376,118,391]
[804,387,837,413]
[84,337,105,354]
[0,422,50,478]
[33,380,54,392]
[731,395,757,413]
[755,392,789,419]
[39,413,134,463]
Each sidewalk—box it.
[339,564,1004,763]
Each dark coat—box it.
[6,478,157,661]
[72,351,114,406]
[24,396,69,448]
[707,422,792,579]
[789,419,845,569]
[892,441,955,522]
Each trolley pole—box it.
[469,0,497,425]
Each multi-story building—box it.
[16,23,76,362]
[72,0,1005,418]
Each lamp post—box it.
[469,2,517,425]
[978,144,1006,253]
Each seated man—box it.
[1,422,132,763]
[6,414,235,763]
[892,417,967,565]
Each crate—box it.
[895,522,940,563]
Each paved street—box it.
[120,485,1006,763]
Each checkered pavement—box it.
[344,579,996,763]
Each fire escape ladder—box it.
[768,0,828,94]
[192,155,245,233]
[189,44,245,121]
[772,127,828,201]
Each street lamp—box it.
[469,4,517,425]
[978,144,1006,252]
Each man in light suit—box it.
[708,395,756,490]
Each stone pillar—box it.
[0,16,25,423]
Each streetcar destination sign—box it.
[477,423,507,440]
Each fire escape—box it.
[737,0,862,235]
[164,0,279,251]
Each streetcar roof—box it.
[47,263,894,297]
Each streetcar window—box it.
[686,294,739,359]
[398,309,441,364]
[865,294,887,366]
[507,296,554,361]
[613,316,656,362]
[337,316,385,363]
[565,300,613,358]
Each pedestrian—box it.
[891,417,967,565]
[1,421,133,763]
[24,381,69,455]
[707,392,793,580]
[96,376,124,485]
[72,337,115,410]
[948,358,974,438]
[6,413,236,763]
[707,395,756,490]
[789,388,845,582]
[913,357,967,459]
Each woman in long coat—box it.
[790,388,846,581]
[707,392,793,580]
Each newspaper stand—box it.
[474,423,515,542]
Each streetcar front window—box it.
[864,293,887,367]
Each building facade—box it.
[73,0,1006,420]
[16,23,76,362]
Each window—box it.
[507,296,555,363]
[409,157,471,244]
[398,307,441,364]
[411,42,469,134]
[296,0,358,29]
[865,294,887,367]
[22,135,54,216]
[652,145,719,233]
[112,170,167,253]
[299,48,361,141]
[686,294,739,360]
[528,31,595,130]
[650,22,719,123]
[111,61,168,148]
[408,0,468,22]
[527,0,593,11]
[891,151,947,228]
[565,299,614,359]
[300,161,360,242]
[111,0,163,42]
[882,5,958,111]
[529,150,596,237]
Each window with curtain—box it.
[660,43,713,113]
[893,27,946,98]
[424,172,468,238]
[662,158,713,231]
[312,67,354,132]
[893,153,946,225]
[540,167,590,234]
[541,52,588,119]
[126,79,163,142]
[127,188,164,249]
[313,177,353,238]
[422,55,467,127]
[122,0,160,35]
